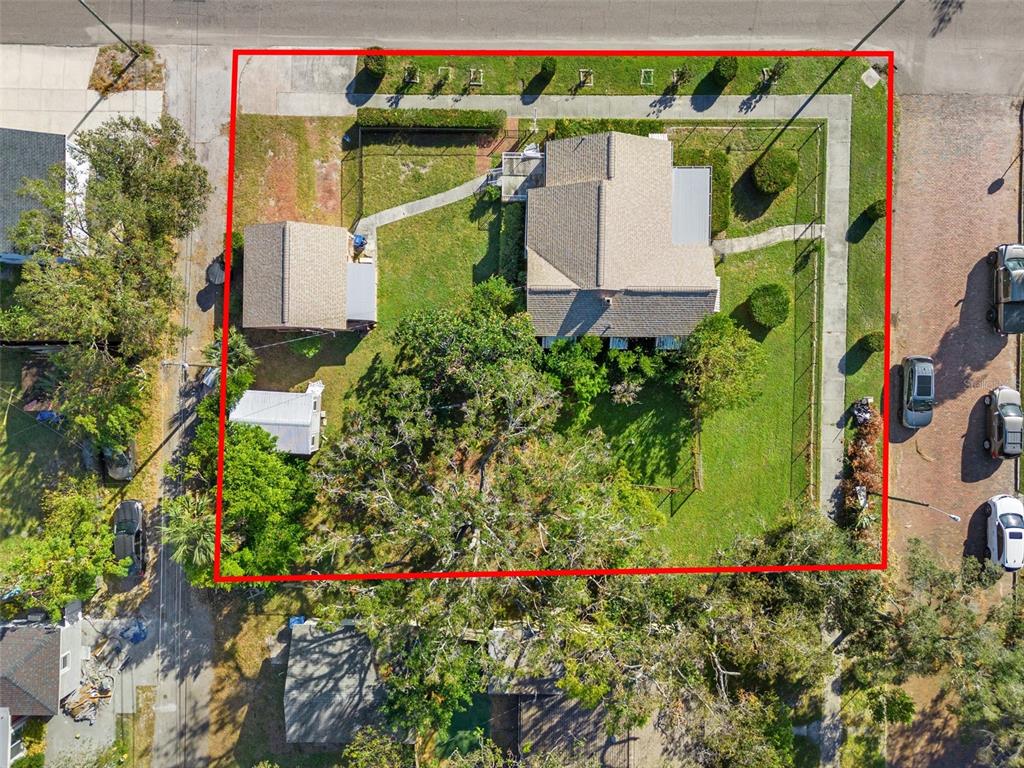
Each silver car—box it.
[899,355,935,429]
[985,494,1024,572]
[984,386,1023,459]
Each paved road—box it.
[887,94,1021,767]
[2,0,1023,96]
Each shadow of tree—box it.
[930,0,966,37]
[729,299,769,342]
[521,71,554,104]
[740,81,771,114]
[732,165,777,223]
[846,211,877,244]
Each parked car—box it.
[102,442,136,482]
[985,494,1024,572]
[984,386,1023,458]
[987,243,1024,334]
[899,355,936,429]
[113,499,146,576]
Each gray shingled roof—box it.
[0,128,65,255]
[0,624,61,717]
[284,623,386,744]
[242,221,350,331]
[526,132,718,339]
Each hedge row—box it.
[357,107,506,133]
[499,202,527,290]
[674,146,732,236]
[551,117,664,139]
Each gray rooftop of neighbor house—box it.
[526,132,718,339]
[284,622,387,745]
[242,221,375,331]
[228,381,324,455]
[0,128,66,256]
[0,602,82,719]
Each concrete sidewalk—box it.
[713,223,825,255]
[359,90,853,516]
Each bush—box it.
[499,202,526,287]
[357,107,506,134]
[861,330,885,353]
[675,146,731,235]
[550,117,662,139]
[768,57,789,85]
[865,198,887,220]
[672,65,693,87]
[712,55,738,87]
[363,48,387,79]
[753,148,799,195]
[540,56,557,79]
[288,336,322,358]
[749,283,790,328]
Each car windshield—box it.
[1000,403,1024,418]
[114,520,136,534]
[1005,256,1024,271]
[1000,513,1024,529]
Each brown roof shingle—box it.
[0,624,61,717]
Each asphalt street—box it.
[1,0,1023,95]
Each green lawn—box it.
[358,54,875,100]
[586,240,821,564]
[0,349,80,566]
[251,196,500,422]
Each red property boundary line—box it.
[214,48,895,583]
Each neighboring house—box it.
[228,380,325,456]
[487,628,679,768]
[525,131,719,350]
[0,603,83,767]
[242,221,377,332]
[0,128,66,264]
[283,621,389,745]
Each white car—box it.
[985,494,1024,572]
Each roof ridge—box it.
[281,222,291,325]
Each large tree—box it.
[0,477,126,618]
[162,492,216,586]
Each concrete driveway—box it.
[887,94,1021,768]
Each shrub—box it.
[288,336,322,358]
[865,198,887,220]
[753,148,799,195]
[540,56,557,79]
[550,117,662,139]
[363,49,387,79]
[749,283,790,328]
[674,146,731,235]
[499,202,526,287]
[712,56,738,87]
[357,107,506,134]
[861,330,885,353]
[768,57,789,85]
[672,65,693,87]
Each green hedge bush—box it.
[550,117,663,139]
[749,283,790,328]
[540,56,557,79]
[674,146,732,236]
[865,198,887,220]
[861,330,885,353]
[499,202,526,288]
[712,56,738,87]
[753,148,799,195]
[363,49,387,79]
[357,107,507,133]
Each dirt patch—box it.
[887,675,981,767]
[313,158,341,223]
[475,117,520,173]
[261,144,301,223]
[89,43,164,95]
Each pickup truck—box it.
[988,243,1024,334]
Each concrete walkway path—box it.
[713,223,825,256]
[359,90,852,520]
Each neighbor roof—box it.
[526,132,718,338]
[0,623,61,717]
[242,221,354,330]
[228,383,323,455]
[0,128,66,255]
[284,623,386,744]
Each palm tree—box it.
[162,492,216,574]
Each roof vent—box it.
[603,295,614,308]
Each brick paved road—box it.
[887,95,1021,768]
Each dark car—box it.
[899,355,935,429]
[102,442,136,482]
[984,386,1023,459]
[113,499,146,576]
[987,243,1024,335]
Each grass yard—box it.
[0,349,79,567]
[117,685,156,768]
[359,54,877,101]
[250,197,500,421]
[587,240,821,565]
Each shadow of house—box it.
[283,622,396,747]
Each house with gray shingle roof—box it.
[0,603,83,765]
[0,128,66,263]
[242,221,376,332]
[526,132,719,350]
